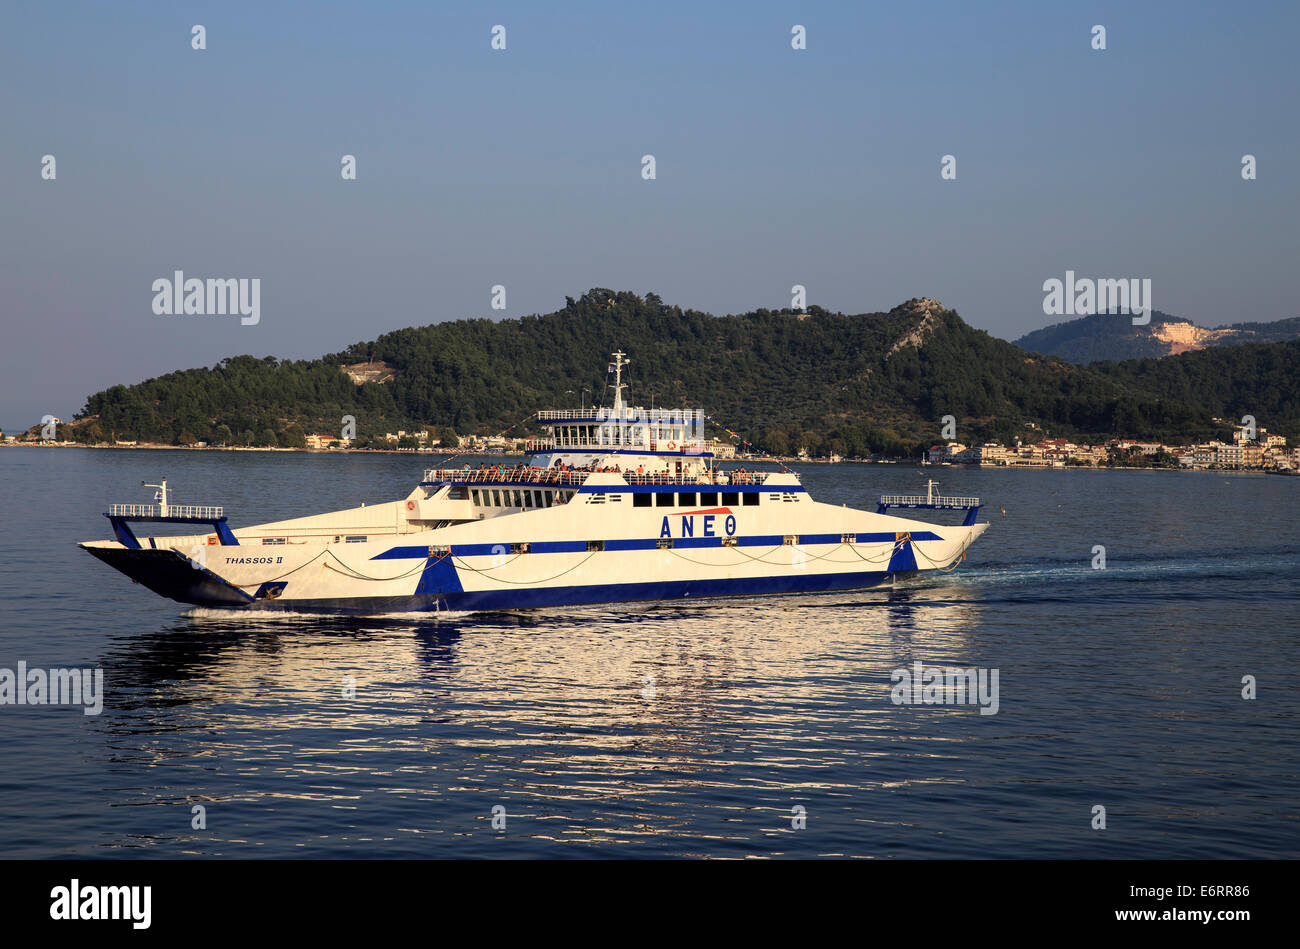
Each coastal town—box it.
[6,418,1296,474]
[923,423,1299,472]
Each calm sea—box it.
[1,447,1296,858]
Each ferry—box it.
[80,353,988,614]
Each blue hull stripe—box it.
[239,569,902,614]
[373,531,944,560]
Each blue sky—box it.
[2,0,1298,429]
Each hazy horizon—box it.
[3,0,1297,430]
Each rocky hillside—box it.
[1015,311,1300,364]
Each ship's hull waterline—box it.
[80,472,986,614]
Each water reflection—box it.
[85,585,988,855]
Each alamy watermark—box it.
[50,880,150,929]
[1042,271,1151,325]
[890,661,999,715]
[1,662,104,715]
[152,271,260,325]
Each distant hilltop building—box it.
[341,360,396,385]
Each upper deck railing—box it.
[423,468,592,486]
[527,436,712,453]
[537,407,703,423]
[422,467,783,487]
[878,494,981,507]
[108,503,225,519]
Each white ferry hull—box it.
[81,473,986,614]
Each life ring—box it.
[667,441,676,451]
[405,500,416,512]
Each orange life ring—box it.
[405,500,416,512]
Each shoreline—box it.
[2,441,1293,475]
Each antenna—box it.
[609,351,630,412]
[142,478,169,516]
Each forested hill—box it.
[70,290,1297,456]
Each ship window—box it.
[448,486,468,500]
[841,533,856,544]
[345,535,367,543]
[471,490,481,505]
[655,492,674,507]
[633,493,652,507]
[510,542,530,554]
[722,492,740,506]
[783,535,799,545]
[492,489,502,506]
[657,538,673,550]
[508,490,519,507]
[743,492,760,506]
[700,491,718,506]
[262,537,285,545]
[524,491,534,508]
[533,490,543,508]
[543,491,553,508]
[586,540,605,552]
[678,492,696,506]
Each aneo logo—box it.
[660,508,736,538]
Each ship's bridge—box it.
[534,405,709,455]
[529,349,711,468]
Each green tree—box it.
[280,423,307,449]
